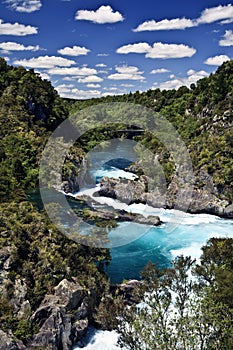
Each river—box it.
[72,143,233,350]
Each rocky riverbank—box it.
[97,174,233,219]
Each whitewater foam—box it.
[73,327,122,350]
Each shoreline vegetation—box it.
[0,57,232,349]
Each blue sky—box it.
[0,0,233,99]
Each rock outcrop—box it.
[83,208,161,226]
[28,278,90,349]
[97,174,233,219]
[0,273,102,350]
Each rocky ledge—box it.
[82,207,161,226]
[97,175,233,219]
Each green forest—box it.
[0,57,232,349]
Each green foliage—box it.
[118,242,233,350]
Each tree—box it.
[118,249,233,350]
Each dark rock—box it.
[72,319,89,341]
[224,204,233,217]
[29,279,88,350]
[118,279,142,305]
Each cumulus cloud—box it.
[197,4,233,24]
[78,75,103,83]
[204,55,231,65]
[97,53,109,57]
[116,42,151,54]
[55,84,75,94]
[117,41,196,59]
[5,0,42,13]
[0,41,40,52]
[75,5,124,24]
[134,18,195,32]
[58,45,90,56]
[157,69,209,90]
[108,65,145,81]
[150,68,170,74]
[48,66,97,76]
[13,55,76,68]
[133,4,233,32]
[219,30,233,46]
[146,42,196,59]
[0,19,38,36]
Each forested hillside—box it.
[0,58,110,348]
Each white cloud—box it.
[13,55,76,68]
[219,30,233,46]
[60,87,101,99]
[108,87,118,91]
[157,69,209,90]
[150,68,170,74]
[86,83,101,88]
[58,45,90,56]
[116,66,143,74]
[78,75,103,83]
[96,63,107,67]
[5,0,42,13]
[197,4,233,24]
[117,41,196,59]
[97,53,109,57]
[204,55,231,65]
[55,83,75,94]
[108,65,145,81]
[0,41,40,52]
[146,42,196,59]
[48,66,97,76]
[63,76,75,81]
[75,5,124,24]
[133,4,233,33]
[0,19,38,36]
[134,18,195,32]
[116,42,151,54]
